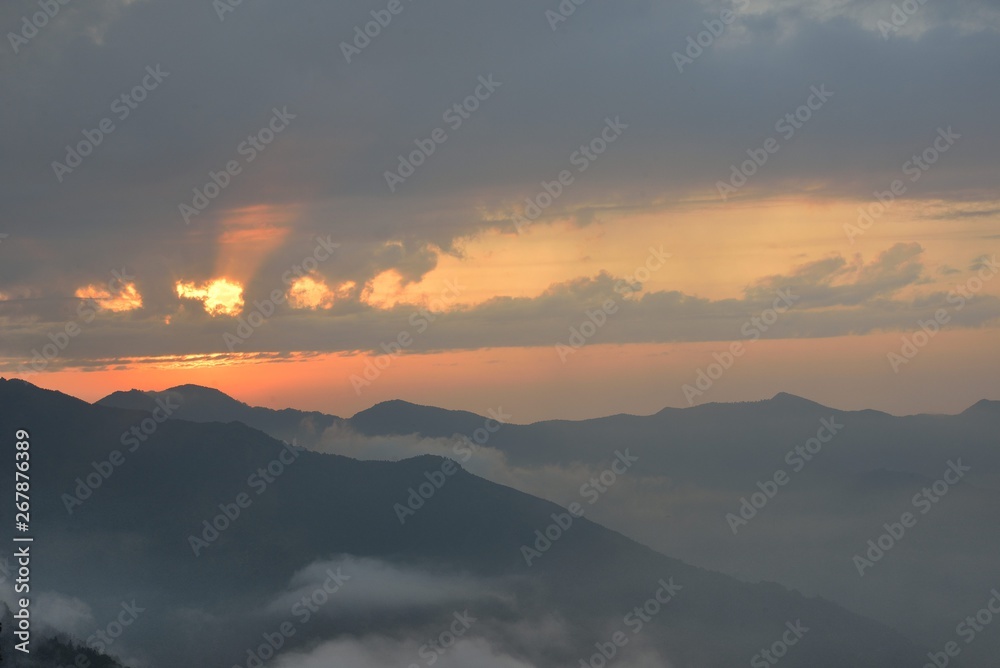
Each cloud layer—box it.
[2,0,999,368]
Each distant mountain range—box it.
[0,378,940,667]
[99,386,1000,479]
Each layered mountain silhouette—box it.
[97,384,1000,666]
[100,385,1000,488]
[1,378,934,667]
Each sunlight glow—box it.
[288,276,355,310]
[175,278,244,316]
[75,282,143,312]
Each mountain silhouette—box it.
[99,383,342,448]
[94,382,1000,665]
[5,379,930,667]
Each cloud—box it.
[175,278,244,316]
[0,587,96,638]
[263,556,510,617]
[4,242,999,369]
[275,634,671,668]
[31,592,97,637]
[2,0,999,323]
[131,554,619,668]
[0,0,997,405]
[273,636,536,668]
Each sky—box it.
[1,0,998,421]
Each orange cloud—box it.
[360,270,464,311]
[288,277,355,310]
[74,282,143,312]
[288,276,334,309]
[176,278,244,316]
[360,270,406,309]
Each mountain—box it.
[339,392,1000,489]
[1,379,926,667]
[95,385,1000,665]
[98,384,342,448]
[962,398,1000,416]
[349,398,494,440]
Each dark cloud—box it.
[2,0,999,362]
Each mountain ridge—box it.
[94,383,996,426]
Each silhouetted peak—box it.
[368,398,425,411]
[165,384,243,401]
[963,399,1000,415]
[350,399,493,439]
[353,399,468,421]
[767,392,828,410]
[0,377,88,407]
[0,377,39,391]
